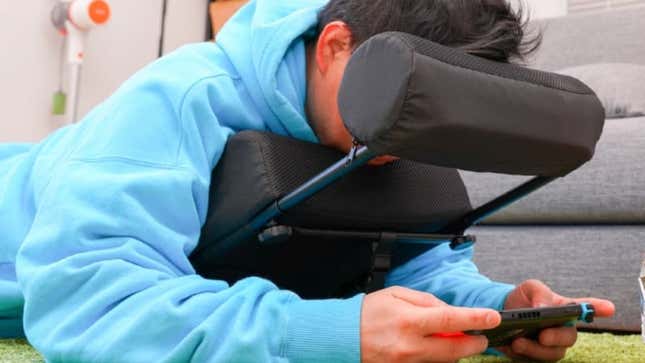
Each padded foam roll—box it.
[338,32,605,176]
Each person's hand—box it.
[499,279,615,361]
[368,155,399,166]
[361,286,501,363]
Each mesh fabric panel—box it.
[194,131,473,298]
[248,131,473,232]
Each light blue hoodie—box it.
[0,0,514,361]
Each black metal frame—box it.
[438,175,559,233]
[258,225,477,250]
[208,143,375,257]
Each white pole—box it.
[65,21,86,124]
[67,63,82,124]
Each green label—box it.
[52,91,67,115]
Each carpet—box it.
[0,333,643,362]
[462,333,645,363]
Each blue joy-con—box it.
[578,302,596,323]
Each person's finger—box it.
[506,280,557,309]
[367,155,399,166]
[554,297,616,318]
[515,281,614,317]
[511,337,567,361]
[421,335,489,362]
[524,280,557,307]
[416,305,500,334]
[388,286,447,308]
[538,326,578,347]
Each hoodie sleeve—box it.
[385,244,514,311]
[15,78,362,363]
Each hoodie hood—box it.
[216,0,328,143]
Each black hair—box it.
[317,0,541,63]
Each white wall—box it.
[521,0,568,19]
[569,0,645,14]
[163,0,210,55]
[0,0,211,143]
[0,0,164,142]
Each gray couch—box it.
[465,7,645,332]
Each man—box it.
[0,0,613,362]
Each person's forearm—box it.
[385,244,514,310]
[16,159,362,363]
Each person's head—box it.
[305,0,541,158]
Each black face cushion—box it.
[338,32,606,177]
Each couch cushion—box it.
[461,116,645,224]
[472,225,644,332]
[558,63,645,119]
[531,6,645,70]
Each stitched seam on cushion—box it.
[366,33,416,146]
[394,32,593,95]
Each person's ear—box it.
[314,21,353,75]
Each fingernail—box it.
[486,312,500,326]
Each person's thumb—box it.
[387,286,447,308]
